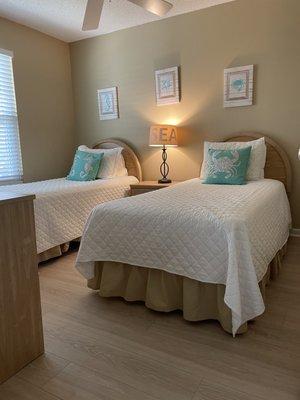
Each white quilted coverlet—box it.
[76,179,291,335]
[4,176,138,253]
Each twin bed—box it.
[4,139,142,262]
[2,133,292,335]
[75,133,292,335]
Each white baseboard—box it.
[290,228,300,237]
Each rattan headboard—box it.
[93,139,142,181]
[224,133,292,194]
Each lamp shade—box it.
[149,125,178,147]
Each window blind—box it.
[0,49,23,183]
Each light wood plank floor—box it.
[1,237,299,400]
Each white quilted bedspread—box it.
[76,178,291,335]
[3,176,138,253]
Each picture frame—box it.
[223,65,254,108]
[97,87,119,120]
[155,66,180,106]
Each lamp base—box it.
[158,178,172,184]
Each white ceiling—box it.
[0,0,236,43]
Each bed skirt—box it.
[37,243,69,263]
[37,238,81,263]
[87,244,287,334]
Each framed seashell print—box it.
[155,66,180,106]
[224,65,254,108]
[98,87,119,120]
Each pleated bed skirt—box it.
[87,244,287,334]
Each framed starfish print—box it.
[155,66,180,106]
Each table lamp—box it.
[149,125,178,183]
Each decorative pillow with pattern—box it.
[67,150,103,181]
[200,137,266,181]
[203,147,252,185]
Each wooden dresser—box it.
[0,192,44,384]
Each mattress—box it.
[76,178,291,335]
[3,176,138,253]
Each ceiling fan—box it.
[82,0,173,31]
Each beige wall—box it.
[0,17,74,182]
[71,0,300,227]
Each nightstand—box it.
[130,181,180,196]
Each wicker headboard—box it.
[93,139,142,181]
[224,133,292,194]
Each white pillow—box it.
[78,145,128,179]
[115,151,128,177]
[200,137,266,181]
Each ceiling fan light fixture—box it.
[128,0,173,16]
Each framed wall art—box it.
[155,66,180,106]
[224,65,254,108]
[97,87,119,120]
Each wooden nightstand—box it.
[130,181,180,196]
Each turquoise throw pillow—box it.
[203,147,252,185]
[67,150,103,181]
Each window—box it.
[0,49,23,183]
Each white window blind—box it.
[0,49,23,183]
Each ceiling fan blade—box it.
[82,0,104,31]
[128,0,173,16]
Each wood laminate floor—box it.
[0,237,299,400]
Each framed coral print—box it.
[98,87,119,120]
[224,65,254,108]
[155,66,180,106]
